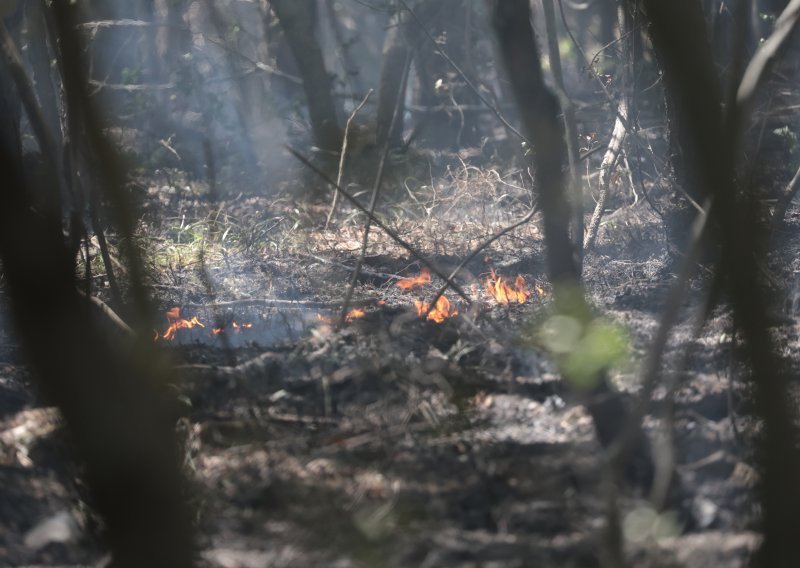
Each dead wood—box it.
[584,99,628,251]
[79,291,135,337]
[181,297,380,311]
[175,351,282,387]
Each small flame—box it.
[396,268,431,290]
[485,267,531,305]
[160,307,205,341]
[212,321,254,335]
[316,308,367,325]
[345,308,366,322]
[414,295,459,323]
[153,308,255,340]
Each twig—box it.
[287,147,473,306]
[339,54,408,326]
[326,89,373,229]
[736,0,800,136]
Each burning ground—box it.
[0,153,797,566]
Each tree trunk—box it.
[25,0,62,150]
[636,0,800,563]
[637,0,722,253]
[488,0,653,489]
[375,6,412,149]
[270,0,342,150]
[1,3,199,565]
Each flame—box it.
[345,308,366,322]
[316,308,366,325]
[414,295,459,323]
[153,308,255,340]
[160,307,205,341]
[396,268,431,290]
[485,267,531,305]
[212,321,255,335]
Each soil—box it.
[1,147,798,567]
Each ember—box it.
[396,268,431,290]
[485,267,531,305]
[414,295,459,323]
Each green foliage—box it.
[536,313,629,390]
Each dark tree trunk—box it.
[636,0,800,563]
[375,6,412,149]
[24,0,62,150]
[0,7,23,165]
[270,0,342,150]
[30,5,197,563]
[637,0,722,253]
[412,0,480,149]
[488,0,653,488]
[376,0,480,150]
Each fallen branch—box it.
[77,291,135,337]
[301,253,403,282]
[180,297,380,311]
[175,351,282,386]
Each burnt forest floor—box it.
[2,147,799,567]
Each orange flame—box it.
[345,308,366,322]
[414,295,459,323]
[160,307,205,340]
[153,308,255,340]
[212,321,255,335]
[396,268,431,291]
[485,267,531,305]
[316,308,367,325]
